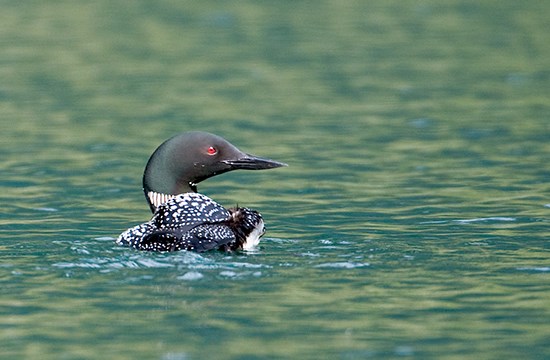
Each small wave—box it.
[220,270,238,277]
[419,220,449,224]
[315,262,369,269]
[517,267,550,272]
[53,252,206,271]
[227,262,269,269]
[454,217,516,224]
[94,236,116,241]
[264,237,296,244]
[177,271,204,281]
[33,207,58,212]
[218,270,263,278]
[300,252,320,257]
[53,262,102,269]
[52,260,150,270]
[135,258,175,268]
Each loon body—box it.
[116,131,286,252]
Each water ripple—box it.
[453,217,517,224]
[517,267,550,273]
[314,262,369,269]
[177,271,204,281]
[420,217,517,225]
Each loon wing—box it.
[140,224,235,252]
[116,222,157,247]
[152,193,230,232]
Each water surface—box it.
[1,1,549,359]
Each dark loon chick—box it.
[116,131,286,252]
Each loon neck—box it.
[143,178,196,212]
[173,179,198,194]
[144,181,200,212]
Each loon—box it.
[116,131,286,252]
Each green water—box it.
[1,1,549,359]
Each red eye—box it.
[207,146,217,155]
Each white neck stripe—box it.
[147,191,176,209]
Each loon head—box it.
[142,131,286,212]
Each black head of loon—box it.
[142,131,287,212]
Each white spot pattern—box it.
[116,192,265,252]
[152,193,230,230]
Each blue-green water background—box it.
[1,1,549,359]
